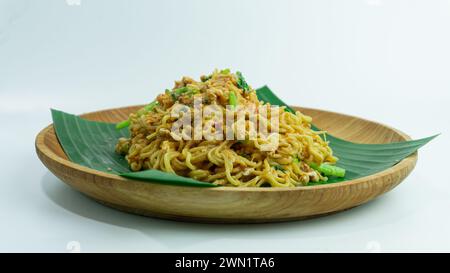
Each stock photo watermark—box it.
[66,0,81,6]
[66,241,81,253]
[365,240,382,253]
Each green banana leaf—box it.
[50,86,436,187]
[51,110,217,187]
[256,86,437,184]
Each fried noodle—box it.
[116,70,337,187]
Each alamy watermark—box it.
[66,0,81,6]
[66,241,81,253]
[366,240,382,253]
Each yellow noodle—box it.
[116,70,338,187]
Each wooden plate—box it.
[35,106,417,223]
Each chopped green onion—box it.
[236,71,249,92]
[220,68,230,74]
[187,87,200,96]
[309,162,346,178]
[272,165,285,172]
[144,101,158,111]
[171,86,190,101]
[293,156,300,164]
[137,101,159,116]
[201,75,212,82]
[116,101,159,130]
[229,91,238,109]
[174,86,189,95]
[115,120,130,130]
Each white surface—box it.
[1,0,449,252]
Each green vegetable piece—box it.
[115,120,130,130]
[116,101,159,130]
[309,162,346,178]
[220,68,230,74]
[138,101,159,116]
[272,165,285,172]
[229,91,238,109]
[236,71,249,92]
[171,86,190,101]
[174,86,189,95]
[201,75,212,82]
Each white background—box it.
[0,0,449,252]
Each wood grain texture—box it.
[35,106,417,223]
